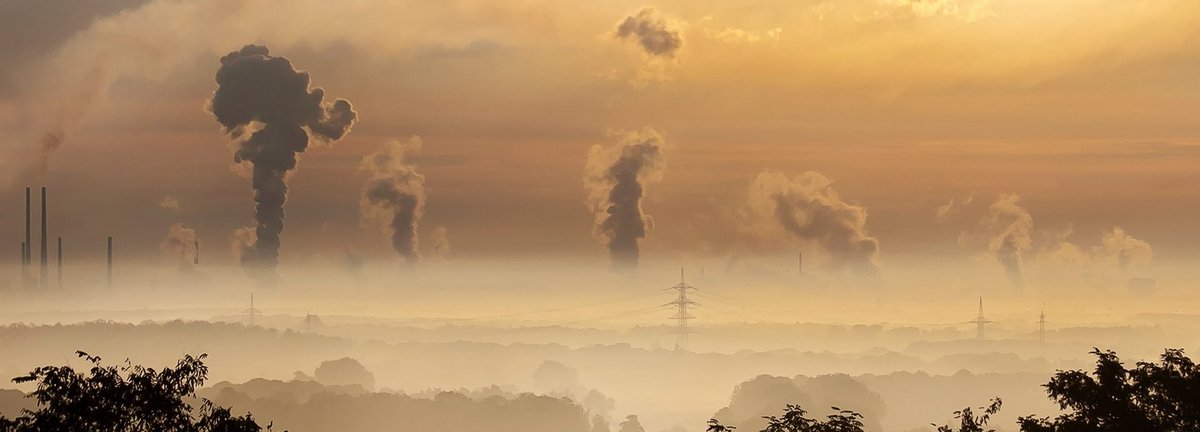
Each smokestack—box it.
[24,187,30,270]
[194,239,200,266]
[56,237,62,289]
[798,251,803,274]
[40,187,47,289]
[106,236,112,290]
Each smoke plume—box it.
[1094,226,1153,271]
[615,8,683,58]
[430,226,451,259]
[360,137,426,266]
[159,223,198,269]
[583,128,667,269]
[981,194,1032,288]
[745,171,880,274]
[210,45,358,284]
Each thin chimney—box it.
[106,236,113,290]
[40,186,47,289]
[24,187,30,272]
[56,237,63,289]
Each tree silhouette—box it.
[0,351,269,432]
[708,404,865,432]
[934,399,1002,432]
[1018,348,1200,431]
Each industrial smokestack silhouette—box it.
[40,187,47,289]
[24,187,30,280]
[106,236,113,290]
[56,237,62,289]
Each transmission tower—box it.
[968,297,993,340]
[1038,310,1046,344]
[663,268,698,352]
[243,293,261,327]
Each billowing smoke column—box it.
[360,137,426,265]
[209,45,357,283]
[583,128,667,269]
[746,171,880,274]
[983,194,1032,288]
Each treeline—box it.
[709,348,1200,432]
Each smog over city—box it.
[1,1,1199,431]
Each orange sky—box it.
[0,0,1197,283]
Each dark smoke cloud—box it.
[584,128,667,269]
[361,137,426,266]
[615,8,683,58]
[210,44,357,284]
[746,171,879,274]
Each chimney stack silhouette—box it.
[106,236,113,290]
[23,187,30,285]
[40,187,48,289]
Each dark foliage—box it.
[708,404,865,432]
[934,398,1002,432]
[0,351,268,432]
[1018,348,1200,431]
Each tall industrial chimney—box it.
[24,187,30,270]
[106,236,113,290]
[797,251,803,275]
[194,239,200,266]
[40,187,48,289]
[56,237,63,289]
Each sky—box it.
[0,0,1197,287]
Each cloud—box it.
[744,171,879,274]
[711,27,782,44]
[935,193,974,222]
[159,196,182,211]
[615,8,683,58]
[584,128,667,269]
